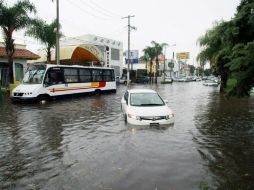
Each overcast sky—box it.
[3,0,240,65]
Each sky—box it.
[2,0,240,66]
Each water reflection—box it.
[0,83,254,190]
[194,93,254,189]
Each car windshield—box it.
[130,92,165,106]
[22,65,46,84]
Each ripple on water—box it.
[1,83,254,190]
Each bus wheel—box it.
[38,95,49,104]
[94,89,101,96]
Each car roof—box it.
[128,89,157,94]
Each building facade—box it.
[60,34,123,77]
[0,43,40,84]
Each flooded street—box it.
[0,82,254,190]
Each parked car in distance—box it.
[135,76,149,83]
[196,77,202,81]
[115,76,120,83]
[161,77,173,84]
[203,80,219,86]
[119,76,131,85]
[121,89,174,126]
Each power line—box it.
[88,0,123,18]
[77,0,120,19]
[65,0,118,21]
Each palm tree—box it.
[0,0,36,85]
[151,41,168,83]
[197,21,232,93]
[26,19,62,63]
[143,46,156,83]
[140,53,149,69]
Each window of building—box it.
[111,48,120,60]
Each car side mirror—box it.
[164,99,168,104]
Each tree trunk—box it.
[46,47,51,63]
[5,31,15,85]
[149,60,152,83]
[220,71,228,93]
[155,57,159,84]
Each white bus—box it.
[11,64,116,102]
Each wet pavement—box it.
[0,81,254,190]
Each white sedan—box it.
[121,89,174,126]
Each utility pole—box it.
[163,44,175,82]
[163,45,167,82]
[122,15,136,87]
[56,0,60,65]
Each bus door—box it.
[44,67,65,96]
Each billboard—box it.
[176,52,190,60]
[125,50,139,64]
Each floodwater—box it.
[0,81,254,190]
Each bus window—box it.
[103,69,114,81]
[64,68,78,83]
[92,69,103,82]
[23,65,46,84]
[44,67,64,85]
[79,68,91,82]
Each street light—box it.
[163,44,176,82]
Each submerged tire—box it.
[94,89,101,96]
[124,114,127,123]
[37,94,50,103]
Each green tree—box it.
[188,65,195,75]
[197,21,233,92]
[151,41,168,83]
[140,53,149,69]
[143,46,156,83]
[26,19,62,63]
[0,0,36,85]
[197,0,254,97]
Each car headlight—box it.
[166,113,174,120]
[128,113,141,120]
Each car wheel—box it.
[124,114,127,123]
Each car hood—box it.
[128,105,173,116]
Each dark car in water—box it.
[135,76,149,83]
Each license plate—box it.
[150,123,159,126]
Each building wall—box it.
[0,58,27,81]
[60,34,123,77]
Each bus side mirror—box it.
[44,83,49,87]
[44,80,51,87]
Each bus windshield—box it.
[22,65,46,84]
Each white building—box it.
[60,34,123,77]
[0,42,40,83]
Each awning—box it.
[35,44,104,63]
